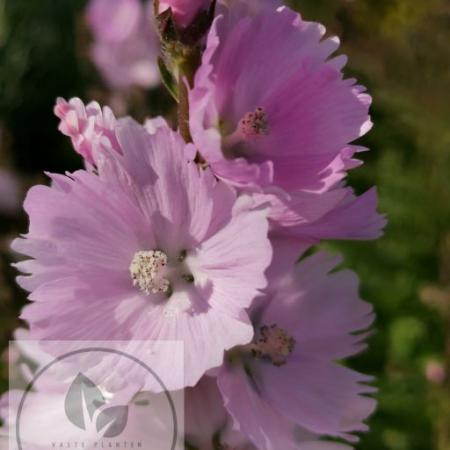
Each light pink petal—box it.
[263,235,310,285]
[218,366,304,450]
[19,171,150,271]
[218,365,351,450]
[116,119,237,248]
[129,296,254,388]
[262,251,374,359]
[189,198,272,316]
[261,361,376,441]
[284,187,386,241]
[87,0,159,89]
[87,0,141,42]
[184,376,228,447]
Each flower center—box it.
[251,324,296,367]
[129,249,195,297]
[222,107,269,160]
[129,250,170,295]
[239,106,268,138]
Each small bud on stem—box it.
[154,1,216,143]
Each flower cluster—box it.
[5,0,385,449]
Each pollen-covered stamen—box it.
[239,106,268,138]
[129,250,170,295]
[251,324,296,367]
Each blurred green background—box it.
[0,0,449,449]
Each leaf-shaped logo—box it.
[96,405,129,438]
[65,373,106,430]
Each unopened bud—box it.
[158,0,212,28]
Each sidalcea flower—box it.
[13,108,272,390]
[54,97,119,165]
[189,3,385,242]
[185,375,353,450]
[158,0,211,28]
[217,252,376,448]
[87,0,160,90]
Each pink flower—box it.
[159,0,211,28]
[185,376,349,450]
[13,111,272,390]
[88,0,141,42]
[189,4,385,242]
[217,252,376,447]
[54,97,119,165]
[86,0,160,90]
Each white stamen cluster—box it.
[129,250,170,295]
[251,324,296,367]
[239,106,268,138]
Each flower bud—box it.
[158,0,211,28]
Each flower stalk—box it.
[154,1,215,143]
[177,50,199,142]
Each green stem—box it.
[177,68,192,143]
[176,50,200,143]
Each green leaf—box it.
[158,57,178,102]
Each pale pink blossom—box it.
[217,252,376,447]
[13,110,272,390]
[87,0,160,90]
[185,376,350,450]
[189,3,385,242]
